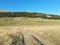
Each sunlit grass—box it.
[0,17,60,45]
[0,26,60,45]
[0,17,60,26]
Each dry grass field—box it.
[0,17,60,45]
[0,17,60,26]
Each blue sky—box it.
[0,0,60,15]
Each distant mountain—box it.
[0,10,8,12]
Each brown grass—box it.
[0,26,60,45]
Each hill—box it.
[0,12,60,26]
[0,12,60,19]
[0,10,8,12]
[0,12,60,45]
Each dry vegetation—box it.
[0,17,60,26]
[0,26,60,45]
[0,17,60,45]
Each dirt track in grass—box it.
[0,26,60,45]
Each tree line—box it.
[0,12,60,20]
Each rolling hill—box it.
[0,12,60,45]
[0,12,60,26]
[0,12,60,19]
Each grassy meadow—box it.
[0,17,60,26]
[0,17,60,45]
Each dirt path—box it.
[0,26,59,45]
[21,30,55,45]
[23,33,43,45]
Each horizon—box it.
[0,10,60,15]
[0,0,60,15]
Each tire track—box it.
[31,35,44,45]
[22,31,45,45]
[20,32,26,45]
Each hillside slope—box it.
[0,12,60,19]
[0,12,60,45]
[0,17,60,26]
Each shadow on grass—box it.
[8,32,26,45]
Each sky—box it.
[0,0,60,15]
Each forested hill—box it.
[0,12,60,19]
